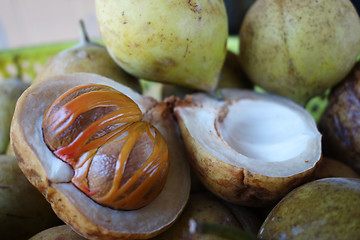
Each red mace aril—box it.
[42,84,169,210]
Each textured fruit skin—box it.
[319,62,360,175]
[239,0,360,105]
[96,0,228,92]
[258,178,360,240]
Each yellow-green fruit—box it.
[0,78,29,153]
[29,225,86,240]
[161,51,253,100]
[34,21,141,92]
[96,0,228,92]
[239,0,360,105]
[0,155,61,240]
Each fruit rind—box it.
[11,73,191,240]
[174,89,322,206]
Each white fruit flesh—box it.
[175,90,321,177]
[218,99,315,162]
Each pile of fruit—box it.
[1,0,360,239]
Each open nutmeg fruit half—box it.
[174,89,322,207]
[10,73,191,240]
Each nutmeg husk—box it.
[174,89,322,207]
[10,73,191,240]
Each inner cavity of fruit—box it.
[216,99,316,162]
[42,84,169,210]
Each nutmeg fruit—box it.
[10,73,191,240]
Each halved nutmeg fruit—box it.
[174,89,322,207]
[10,73,191,240]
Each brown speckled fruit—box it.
[95,0,228,92]
[10,73,191,240]
[239,0,360,105]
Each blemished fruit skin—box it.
[239,0,360,105]
[258,178,360,240]
[95,0,228,92]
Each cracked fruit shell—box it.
[174,89,322,206]
[10,72,191,240]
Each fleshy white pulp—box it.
[175,90,322,177]
[217,99,315,162]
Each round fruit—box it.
[34,20,141,92]
[239,0,360,105]
[10,73,191,240]
[258,177,360,239]
[95,0,228,92]
[174,89,322,206]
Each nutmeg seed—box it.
[42,84,169,210]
